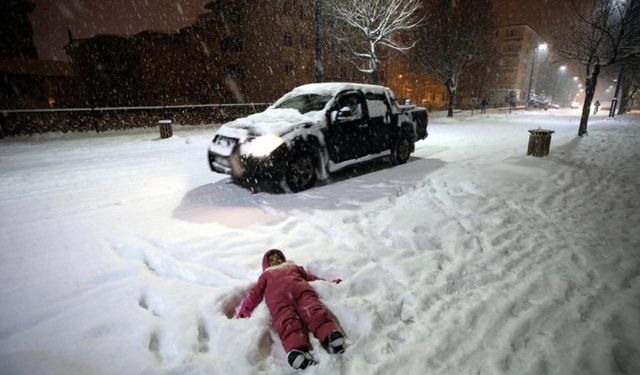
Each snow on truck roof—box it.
[284,82,394,97]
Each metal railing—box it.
[0,103,271,138]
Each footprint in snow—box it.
[149,330,162,361]
[197,318,210,353]
[138,292,164,317]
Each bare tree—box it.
[329,0,422,84]
[559,0,640,136]
[618,59,640,113]
[416,0,494,117]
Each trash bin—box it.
[159,119,173,139]
[527,128,555,157]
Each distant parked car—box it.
[570,101,580,109]
[528,98,550,110]
[208,83,429,192]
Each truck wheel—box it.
[285,150,317,192]
[390,136,411,165]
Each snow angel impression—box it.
[236,249,345,370]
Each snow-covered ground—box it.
[1,109,639,375]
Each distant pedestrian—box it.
[480,98,488,114]
[470,97,479,115]
[594,100,601,115]
[506,91,517,113]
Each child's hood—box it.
[262,249,286,270]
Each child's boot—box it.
[287,349,316,370]
[322,330,345,354]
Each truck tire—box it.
[285,148,317,192]
[390,135,412,165]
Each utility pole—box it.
[609,66,624,117]
[526,51,536,110]
[526,43,547,110]
[315,0,323,82]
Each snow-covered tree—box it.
[416,0,494,117]
[328,0,422,84]
[559,0,640,136]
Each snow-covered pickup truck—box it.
[208,82,428,192]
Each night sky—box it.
[30,0,574,61]
[30,0,208,61]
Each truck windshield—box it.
[274,94,332,114]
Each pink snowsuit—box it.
[237,249,337,352]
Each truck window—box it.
[337,93,362,118]
[275,94,332,114]
[366,99,388,118]
[364,92,390,119]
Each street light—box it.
[559,65,567,72]
[526,43,548,110]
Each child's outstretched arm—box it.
[236,276,266,318]
[299,266,341,284]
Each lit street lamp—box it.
[555,65,578,107]
[526,43,548,110]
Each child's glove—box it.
[236,304,251,318]
[332,278,342,284]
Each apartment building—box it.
[196,0,316,103]
[197,0,374,102]
[487,24,544,106]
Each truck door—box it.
[326,92,369,162]
[365,93,394,153]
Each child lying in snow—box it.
[236,249,345,370]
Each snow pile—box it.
[0,110,639,374]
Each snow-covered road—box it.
[1,110,639,374]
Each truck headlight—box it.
[240,134,284,157]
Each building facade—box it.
[487,24,544,107]
[65,0,374,107]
